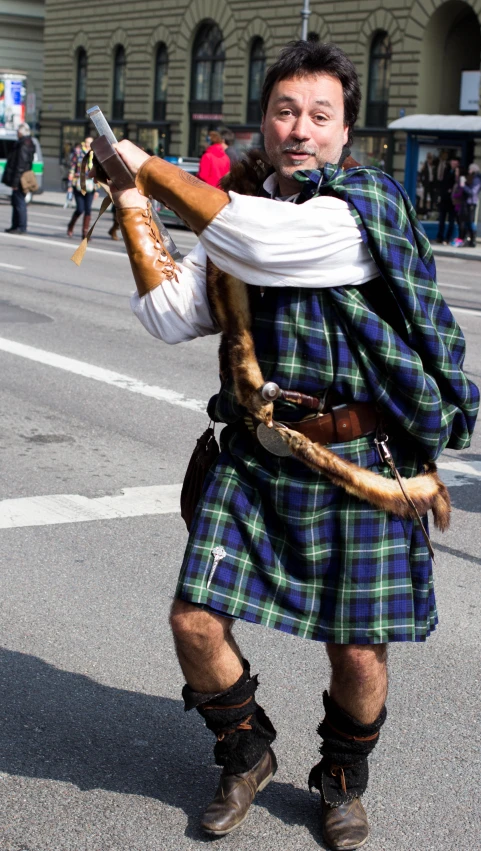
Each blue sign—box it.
[11,81,22,105]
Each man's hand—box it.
[111,186,149,210]
[115,140,150,177]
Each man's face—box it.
[261,73,349,195]
[84,136,93,151]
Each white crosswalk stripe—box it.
[0,484,182,529]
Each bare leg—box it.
[170,598,244,692]
[325,643,388,723]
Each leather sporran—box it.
[180,426,220,531]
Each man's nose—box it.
[290,113,311,141]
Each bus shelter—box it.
[388,114,481,240]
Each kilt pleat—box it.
[176,427,438,644]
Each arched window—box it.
[247,38,265,123]
[153,43,168,121]
[191,22,225,104]
[189,22,225,155]
[75,48,87,119]
[366,31,392,127]
[113,45,126,120]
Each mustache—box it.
[282,145,316,155]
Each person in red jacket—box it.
[197,131,231,187]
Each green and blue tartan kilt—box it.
[176,425,438,644]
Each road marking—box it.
[438,283,471,290]
[28,222,69,231]
[0,337,207,414]
[0,231,128,258]
[0,262,25,270]
[2,461,479,530]
[437,458,481,487]
[0,484,182,529]
[450,306,481,317]
[29,211,72,220]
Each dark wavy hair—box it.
[260,40,361,146]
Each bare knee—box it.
[326,643,388,685]
[170,599,231,658]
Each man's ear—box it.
[260,114,265,135]
[343,125,349,146]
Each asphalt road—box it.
[1,199,480,851]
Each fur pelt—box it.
[278,426,450,531]
[207,154,451,531]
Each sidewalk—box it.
[32,190,105,211]
[428,241,481,261]
[32,190,481,261]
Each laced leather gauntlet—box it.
[116,202,178,297]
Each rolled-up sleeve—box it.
[130,242,217,344]
[199,191,379,288]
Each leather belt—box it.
[245,402,378,447]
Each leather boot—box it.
[135,156,229,234]
[82,214,91,239]
[321,795,369,850]
[67,211,80,237]
[116,203,178,297]
[108,223,120,240]
[201,746,277,836]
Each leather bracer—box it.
[116,203,178,297]
[135,157,229,235]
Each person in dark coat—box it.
[220,128,240,166]
[435,157,457,244]
[3,123,35,234]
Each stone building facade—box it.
[40,0,481,193]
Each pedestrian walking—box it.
[450,165,466,246]
[197,131,231,186]
[3,123,35,234]
[108,206,120,240]
[461,163,481,248]
[66,136,98,239]
[420,151,436,214]
[220,128,240,166]
[108,41,478,850]
[435,156,457,244]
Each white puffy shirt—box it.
[131,184,379,344]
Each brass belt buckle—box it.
[256,422,293,457]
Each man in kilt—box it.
[108,41,478,849]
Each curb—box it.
[431,246,481,262]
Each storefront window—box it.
[351,133,392,171]
[247,38,265,124]
[137,124,170,157]
[113,45,126,120]
[75,49,87,120]
[366,31,391,127]
[415,142,463,221]
[153,43,168,121]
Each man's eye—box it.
[279,109,292,117]
[315,115,327,122]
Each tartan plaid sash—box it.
[291,165,479,459]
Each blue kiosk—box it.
[388,114,481,241]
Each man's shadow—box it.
[0,648,325,845]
